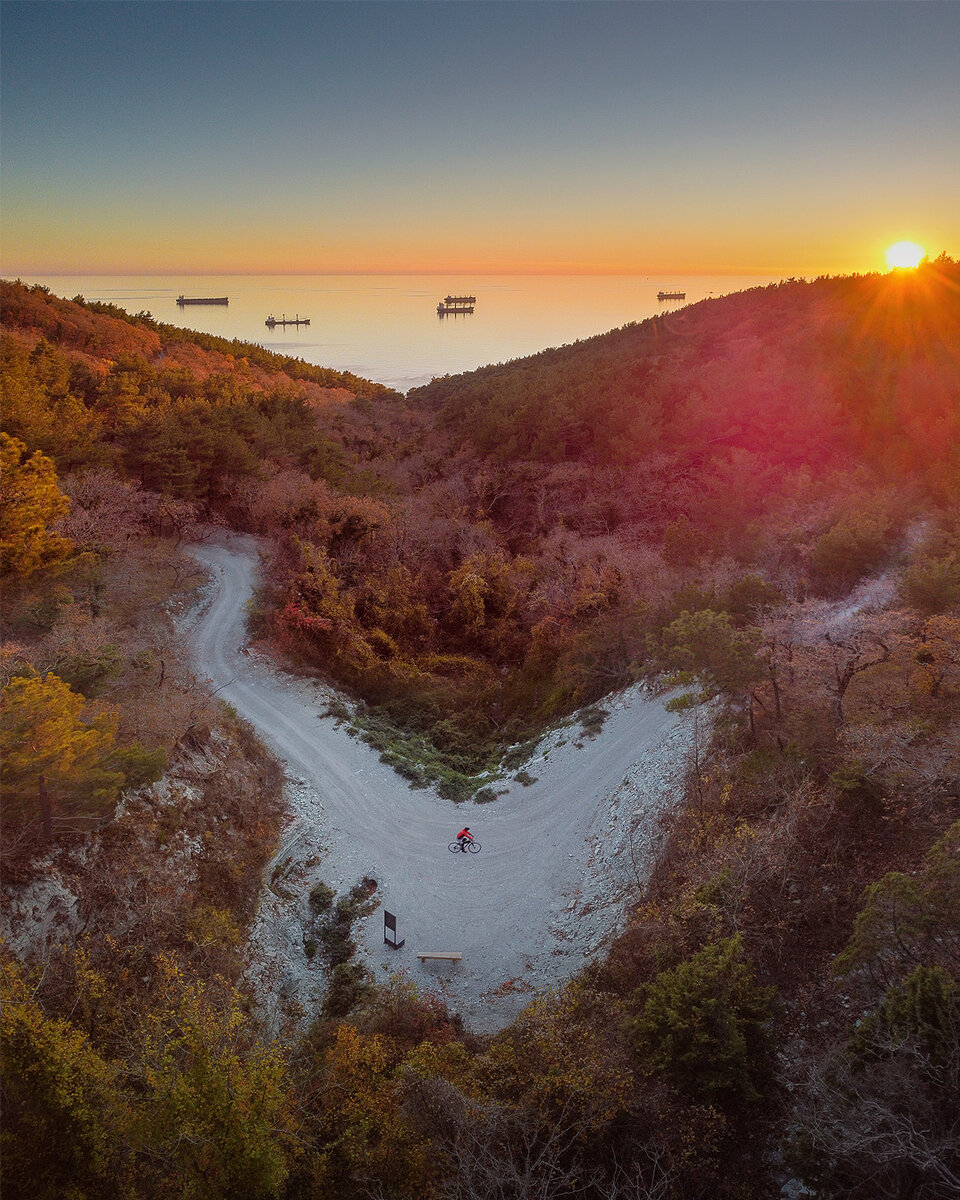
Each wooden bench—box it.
[416,951,463,962]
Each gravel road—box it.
[186,533,691,1032]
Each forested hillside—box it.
[2,266,959,1199]
[263,261,960,785]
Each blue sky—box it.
[2,0,958,275]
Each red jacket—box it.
[457,829,473,841]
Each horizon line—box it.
[1,267,815,280]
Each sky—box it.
[1,1,958,277]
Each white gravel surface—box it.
[185,533,692,1033]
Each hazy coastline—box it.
[12,271,779,392]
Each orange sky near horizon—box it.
[1,3,957,280]
[5,203,935,279]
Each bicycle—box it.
[449,839,481,854]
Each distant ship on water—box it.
[265,314,310,327]
[437,294,476,316]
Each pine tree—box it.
[0,673,124,838]
[0,433,73,578]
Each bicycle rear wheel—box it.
[448,841,462,853]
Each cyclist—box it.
[456,826,474,852]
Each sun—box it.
[885,240,925,270]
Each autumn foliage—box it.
[2,265,959,1197]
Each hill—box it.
[252,260,960,775]
[1,267,959,1199]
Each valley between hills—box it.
[184,532,689,1033]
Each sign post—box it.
[383,910,405,949]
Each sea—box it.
[17,273,780,394]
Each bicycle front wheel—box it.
[466,840,481,853]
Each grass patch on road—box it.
[321,698,503,802]
[319,695,608,801]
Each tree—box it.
[900,551,960,615]
[292,1023,433,1199]
[823,626,895,725]
[630,935,775,1108]
[59,469,152,553]
[133,959,294,1199]
[0,673,125,840]
[910,615,960,703]
[834,821,960,990]
[404,1073,619,1200]
[853,964,960,1068]
[246,468,331,533]
[653,608,765,734]
[656,609,764,702]
[792,823,960,1195]
[448,562,489,640]
[0,433,73,578]
[794,966,960,1200]
[662,515,706,568]
[1,954,124,1200]
[811,511,892,595]
[0,335,105,471]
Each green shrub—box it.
[834,821,960,986]
[792,962,960,1197]
[323,961,373,1020]
[828,759,885,824]
[663,515,706,567]
[723,574,783,626]
[899,552,960,614]
[851,964,960,1067]
[309,883,335,914]
[501,740,537,772]
[55,644,123,697]
[579,706,609,738]
[630,934,776,1108]
[811,513,891,594]
[318,922,355,967]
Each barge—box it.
[177,295,229,305]
[265,314,310,327]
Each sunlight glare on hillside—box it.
[885,240,926,270]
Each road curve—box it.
[186,533,685,1031]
